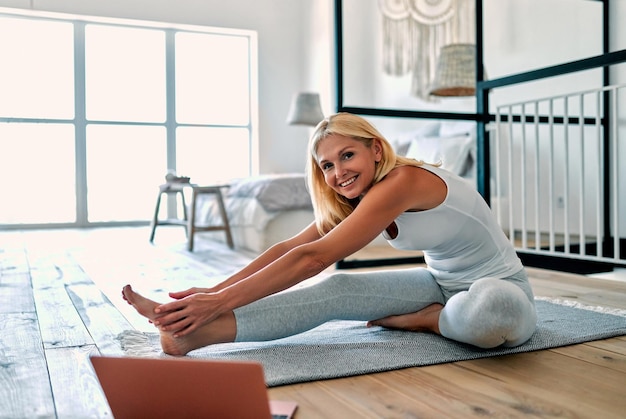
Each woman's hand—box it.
[168,287,213,300]
[153,292,225,338]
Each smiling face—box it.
[315,134,382,200]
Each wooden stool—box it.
[149,182,234,252]
[188,185,234,251]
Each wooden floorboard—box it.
[0,312,55,418]
[65,282,134,356]
[32,274,94,349]
[458,351,626,415]
[0,271,34,314]
[44,345,112,418]
[0,226,625,418]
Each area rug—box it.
[116,298,626,387]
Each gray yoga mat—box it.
[116,298,626,387]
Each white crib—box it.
[490,83,625,270]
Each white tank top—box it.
[386,164,523,292]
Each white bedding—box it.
[212,209,314,254]
[194,174,314,253]
[226,173,312,212]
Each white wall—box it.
[0,0,333,174]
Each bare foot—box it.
[367,303,444,334]
[121,284,236,356]
[413,303,444,334]
[122,284,160,320]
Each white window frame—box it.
[0,7,258,228]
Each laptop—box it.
[90,356,297,419]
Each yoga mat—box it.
[116,298,626,387]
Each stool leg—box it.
[149,191,163,242]
[187,188,198,251]
[180,190,189,238]
[215,189,234,249]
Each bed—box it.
[192,173,314,253]
[194,120,477,254]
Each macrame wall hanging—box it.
[378,0,475,100]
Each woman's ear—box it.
[373,138,383,162]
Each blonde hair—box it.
[306,112,426,235]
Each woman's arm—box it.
[168,222,322,299]
[155,166,445,336]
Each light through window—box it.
[0,9,257,227]
[85,24,167,123]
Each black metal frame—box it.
[334,0,626,271]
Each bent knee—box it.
[458,309,537,349]
[440,278,537,348]
[471,317,537,349]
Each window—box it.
[85,24,167,123]
[0,16,75,119]
[174,32,253,184]
[0,9,257,227]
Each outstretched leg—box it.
[233,267,445,342]
[123,267,444,351]
[122,285,236,356]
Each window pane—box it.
[85,25,166,122]
[0,17,74,119]
[86,125,166,221]
[176,33,250,125]
[0,11,255,228]
[176,127,250,184]
[0,123,76,223]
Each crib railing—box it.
[491,83,625,268]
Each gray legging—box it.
[233,267,537,349]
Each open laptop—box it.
[90,356,297,419]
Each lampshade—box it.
[286,92,324,126]
[430,43,476,97]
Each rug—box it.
[116,298,626,387]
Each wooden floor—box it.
[1,226,625,418]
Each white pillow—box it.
[389,122,441,156]
[405,135,474,175]
[438,121,476,138]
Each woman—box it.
[123,112,537,356]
